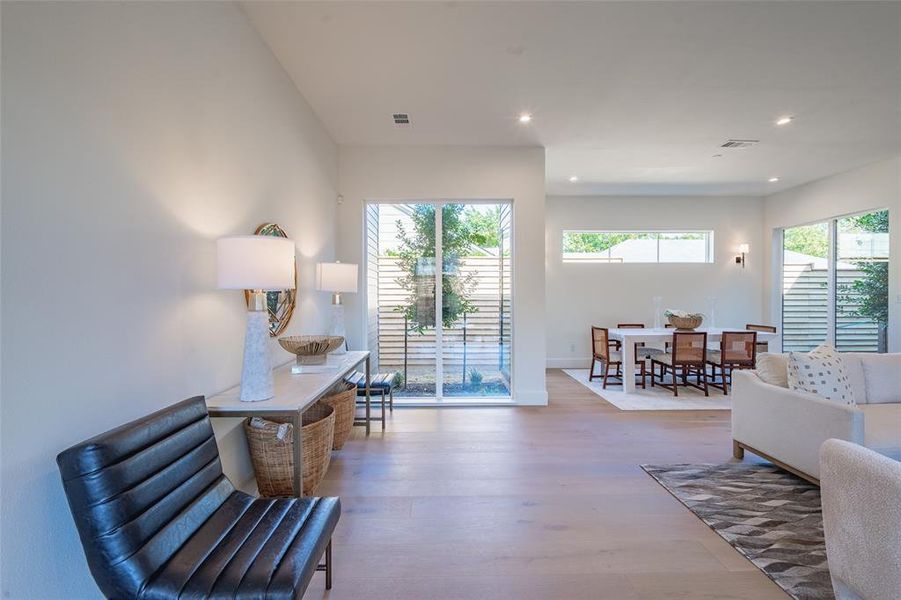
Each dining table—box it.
[607,327,779,394]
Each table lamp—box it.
[316,261,358,355]
[218,235,296,401]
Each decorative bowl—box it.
[278,335,344,365]
[667,315,703,330]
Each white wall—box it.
[1,3,338,598]
[763,156,901,352]
[336,145,548,404]
[546,196,765,367]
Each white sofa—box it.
[732,352,901,483]
[820,439,901,600]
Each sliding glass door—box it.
[782,210,889,353]
[835,212,890,352]
[366,201,513,401]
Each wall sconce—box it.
[735,243,749,268]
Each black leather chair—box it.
[56,396,340,599]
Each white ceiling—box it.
[243,1,901,196]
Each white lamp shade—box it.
[738,243,750,254]
[217,235,296,291]
[316,262,358,293]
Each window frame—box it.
[561,229,715,264]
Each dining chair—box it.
[707,331,757,394]
[664,322,675,352]
[617,323,665,359]
[746,323,776,354]
[651,331,709,397]
[589,326,646,389]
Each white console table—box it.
[206,351,370,496]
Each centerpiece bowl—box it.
[278,335,344,365]
[664,311,704,330]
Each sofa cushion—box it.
[860,354,901,404]
[838,353,869,404]
[787,344,855,405]
[860,404,901,461]
[755,353,789,387]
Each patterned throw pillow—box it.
[787,344,855,404]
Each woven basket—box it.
[243,403,335,497]
[317,382,356,450]
[667,314,704,330]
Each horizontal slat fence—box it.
[375,256,511,375]
[783,262,883,352]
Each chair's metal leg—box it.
[316,539,333,589]
[381,390,386,430]
[325,539,332,590]
[365,357,371,436]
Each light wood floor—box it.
[315,369,786,599]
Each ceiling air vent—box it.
[392,113,410,125]
[720,139,759,149]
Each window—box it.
[781,209,889,353]
[562,230,714,263]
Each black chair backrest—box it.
[56,396,232,599]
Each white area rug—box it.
[563,369,731,411]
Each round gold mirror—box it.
[245,223,297,337]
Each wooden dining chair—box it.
[707,331,757,395]
[746,323,776,354]
[589,326,646,389]
[651,331,709,397]
[617,323,664,359]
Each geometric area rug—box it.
[641,463,834,600]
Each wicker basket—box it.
[667,314,704,330]
[243,403,335,497]
[317,382,356,450]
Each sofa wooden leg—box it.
[733,440,744,459]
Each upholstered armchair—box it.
[820,439,901,600]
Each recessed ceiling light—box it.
[775,116,793,126]
[569,176,579,183]
[768,177,780,183]
[518,112,532,124]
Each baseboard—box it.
[513,389,549,405]
[546,357,591,369]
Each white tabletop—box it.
[608,327,778,342]
[206,350,369,416]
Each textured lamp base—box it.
[328,304,347,355]
[240,310,274,402]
